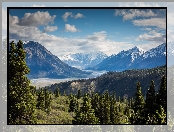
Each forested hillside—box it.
[47,65,166,98]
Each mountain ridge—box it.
[23,41,91,79]
[86,43,166,71]
[59,51,108,69]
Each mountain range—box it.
[86,43,166,71]
[59,52,108,69]
[23,41,166,79]
[23,41,91,79]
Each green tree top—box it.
[8,40,36,124]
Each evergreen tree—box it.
[69,96,78,112]
[156,76,167,113]
[132,82,145,124]
[73,93,99,124]
[103,90,110,124]
[145,80,156,124]
[54,87,60,98]
[8,40,36,124]
[98,94,105,124]
[91,93,100,119]
[44,89,52,113]
[110,92,117,124]
[36,88,45,111]
[77,89,81,99]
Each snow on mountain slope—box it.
[87,43,166,71]
[59,52,108,69]
[23,41,91,79]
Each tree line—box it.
[8,40,166,124]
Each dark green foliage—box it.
[48,65,166,98]
[36,88,45,111]
[132,82,145,124]
[73,93,99,124]
[8,40,36,124]
[36,88,52,113]
[110,93,117,124]
[156,76,167,113]
[134,82,145,113]
[28,76,167,124]
[102,90,111,124]
[91,92,100,119]
[69,96,78,112]
[145,80,156,123]
[44,89,52,113]
[98,94,105,124]
[77,89,82,99]
[54,87,60,98]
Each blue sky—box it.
[5,5,167,56]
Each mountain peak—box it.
[130,46,145,52]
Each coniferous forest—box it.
[8,40,167,125]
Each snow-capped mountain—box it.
[87,43,166,71]
[59,52,108,69]
[23,41,91,79]
[142,43,166,59]
[130,43,166,69]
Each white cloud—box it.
[132,18,166,29]
[65,24,79,32]
[136,30,166,43]
[141,28,152,31]
[17,11,56,26]
[73,13,84,19]
[62,12,73,22]
[115,9,157,21]
[62,12,84,21]
[140,42,163,51]
[9,16,135,56]
[124,36,134,40]
[87,31,107,41]
[42,26,58,33]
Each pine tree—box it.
[8,40,36,124]
[145,80,156,124]
[73,93,99,124]
[69,96,78,112]
[132,82,145,124]
[54,87,60,98]
[91,93,100,119]
[156,76,167,113]
[110,92,117,124]
[36,88,45,111]
[77,89,81,99]
[44,89,52,113]
[98,94,105,124]
[103,90,110,124]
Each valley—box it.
[30,70,108,89]
[24,40,167,96]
